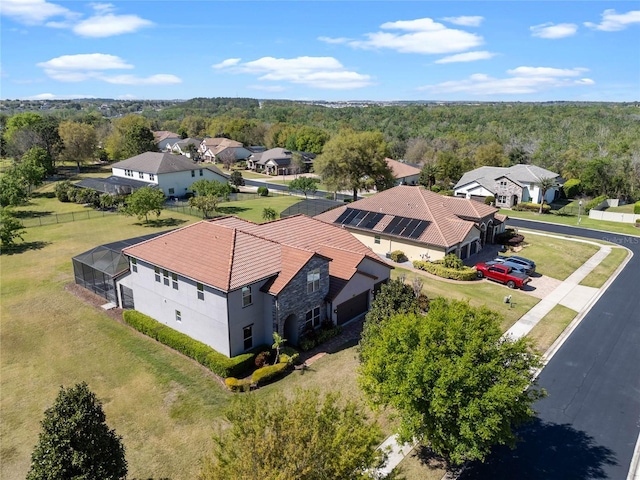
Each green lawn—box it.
[216,194,303,223]
[580,247,629,288]
[527,304,578,354]
[503,232,600,280]
[605,203,636,213]
[502,209,640,237]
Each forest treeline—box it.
[1,98,639,201]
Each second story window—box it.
[374,235,381,244]
[139,172,144,179]
[131,258,138,273]
[307,268,320,294]
[242,286,252,307]
[154,266,160,282]
[171,272,178,290]
[149,174,155,181]
[191,170,195,177]
[197,282,204,300]
[163,269,169,286]
[199,169,203,176]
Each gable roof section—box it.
[314,185,493,248]
[153,131,180,143]
[112,152,226,176]
[123,222,282,291]
[454,164,559,191]
[385,158,421,179]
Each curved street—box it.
[460,218,640,480]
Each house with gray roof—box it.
[453,164,562,208]
[169,137,202,158]
[111,152,228,198]
[247,147,316,175]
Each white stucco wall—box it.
[112,167,158,186]
[112,167,227,197]
[454,182,494,198]
[350,230,447,262]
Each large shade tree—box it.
[121,186,165,223]
[199,389,382,479]
[58,121,98,172]
[315,130,394,201]
[105,115,156,160]
[26,382,127,480]
[359,297,545,469]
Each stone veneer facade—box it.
[494,177,522,208]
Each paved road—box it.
[460,219,640,480]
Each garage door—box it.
[336,291,369,325]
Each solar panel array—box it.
[334,208,429,239]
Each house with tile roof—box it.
[453,164,562,208]
[385,158,421,186]
[247,147,316,175]
[315,185,506,262]
[115,215,391,357]
[199,137,252,163]
[153,131,181,152]
[111,152,228,198]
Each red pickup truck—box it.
[475,262,531,289]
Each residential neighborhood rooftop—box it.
[111,152,226,175]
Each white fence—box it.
[588,210,640,223]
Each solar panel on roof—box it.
[383,216,402,234]
[407,220,429,239]
[335,209,354,224]
[348,209,367,226]
[389,217,412,236]
[361,212,384,229]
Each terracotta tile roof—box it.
[123,222,282,291]
[153,131,180,142]
[124,214,389,296]
[494,213,508,224]
[385,158,421,179]
[314,185,497,248]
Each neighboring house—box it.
[154,131,181,152]
[453,164,562,208]
[385,158,421,186]
[199,137,252,163]
[106,215,391,357]
[111,152,228,198]
[247,148,316,175]
[315,185,506,262]
[169,138,202,157]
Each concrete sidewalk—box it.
[372,231,618,477]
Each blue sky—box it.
[1,1,639,101]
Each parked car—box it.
[486,260,528,275]
[494,255,536,274]
[475,262,531,289]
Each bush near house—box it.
[512,202,551,213]
[298,324,343,351]
[484,196,495,205]
[634,201,640,214]
[123,311,255,378]
[390,250,407,263]
[413,260,477,281]
[251,362,289,386]
[563,178,582,199]
[257,186,269,196]
[584,195,607,213]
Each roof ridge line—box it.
[226,228,237,291]
[419,189,449,247]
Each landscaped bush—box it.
[412,260,477,281]
[584,195,607,213]
[251,362,289,386]
[634,201,640,214]
[494,228,516,244]
[441,253,464,270]
[123,311,254,378]
[54,180,74,202]
[75,188,99,206]
[390,250,407,263]
[563,179,582,199]
[225,377,252,392]
[512,202,551,213]
[430,185,441,193]
[439,190,455,196]
[298,324,343,351]
[255,351,271,368]
[257,186,269,196]
[484,196,495,205]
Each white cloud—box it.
[441,16,484,27]
[584,9,640,31]
[530,22,578,39]
[37,53,134,71]
[345,17,483,54]
[26,93,96,100]
[36,53,181,85]
[212,58,241,69]
[0,0,77,25]
[435,51,497,64]
[118,94,138,99]
[102,74,181,85]
[317,36,350,44]
[214,56,373,90]
[248,85,286,92]
[72,3,152,38]
[420,66,594,95]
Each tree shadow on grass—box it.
[458,418,618,480]
[13,210,54,219]
[1,241,50,255]
[138,218,187,228]
[216,206,249,215]
[31,191,56,199]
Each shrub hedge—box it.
[123,311,255,378]
[484,196,495,205]
[585,195,607,213]
[412,260,477,281]
[225,377,252,392]
[634,201,640,215]
[298,325,343,351]
[257,186,269,196]
[512,202,551,213]
[563,179,582,199]
[251,362,289,386]
[390,250,407,263]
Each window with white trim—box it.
[139,172,144,179]
[131,258,138,272]
[191,170,195,177]
[305,307,321,330]
[199,169,203,176]
[149,174,155,181]
[374,235,381,244]
[307,268,320,294]
[242,286,252,307]
[175,310,181,322]
[163,269,169,286]
[168,188,175,195]
[197,282,204,300]
[154,266,161,282]
[243,325,253,350]
[171,272,178,290]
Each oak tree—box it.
[121,186,165,223]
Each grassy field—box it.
[527,304,578,354]
[502,209,640,236]
[503,232,600,280]
[579,247,630,288]
[1,181,625,480]
[605,203,636,213]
